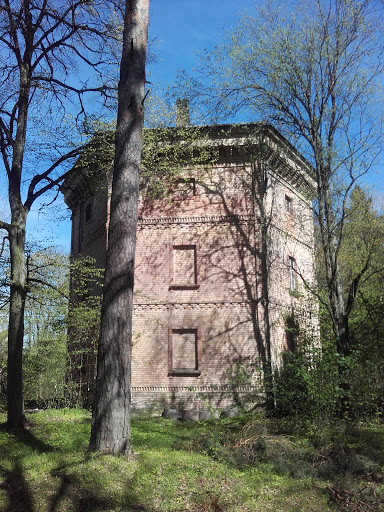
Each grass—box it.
[0,409,383,511]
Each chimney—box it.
[176,98,190,127]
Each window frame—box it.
[285,195,292,214]
[168,327,201,377]
[169,243,200,290]
[172,177,197,198]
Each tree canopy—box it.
[0,0,124,427]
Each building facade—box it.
[63,122,318,415]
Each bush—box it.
[273,345,384,433]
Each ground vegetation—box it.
[0,409,383,511]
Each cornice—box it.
[133,301,252,311]
[131,385,261,393]
[138,214,253,226]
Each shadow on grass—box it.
[349,426,384,466]
[0,458,34,512]
[0,422,52,510]
[0,453,151,512]
[0,421,150,512]
[174,417,384,480]
[47,471,122,512]
[48,456,150,512]
[0,422,54,453]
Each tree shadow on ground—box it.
[0,458,34,512]
[0,422,51,511]
[48,456,151,512]
[349,426,384,467]
[0,422,54,453]
[0,453,152,512]
[0,421,151,512]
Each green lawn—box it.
[0,409,383,511]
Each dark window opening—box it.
[289,256,296,291]
[285,316,299,352]
[285,195,292,214]
[218,145,244,163]
[218,146,227,162]
[85,201,93,223]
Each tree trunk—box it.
[317,163,351,357]
[326,229,350,356]
[333,274,350,357]
[89,0,149,455]
[7,215,27,428]
[258,162,274,410]
[5,30,31,427]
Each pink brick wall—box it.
[64,126,318,413]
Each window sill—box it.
[169,284,200,291]
[168,369,201,377]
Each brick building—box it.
[63,122,317,415]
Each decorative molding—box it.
[133,299,316,314]
[138,214,253,226]
[138,214,313,251]
[133,301,252,311]
[132,385,261,393]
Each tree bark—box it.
[254,161,274,410]
[89,0,149,455]
[7,216,27,428]
[318,165,350,356]
[1,0,126,428]
[6,47,31,428]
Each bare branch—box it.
[31,75,114,97]
[27,278,69,302]
[0,220,11,234]
[0,235,9,259]
[25,145,85,209]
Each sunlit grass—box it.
[0,409,382,511]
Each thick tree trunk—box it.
[5,31,31,427]
[6,63,30,427]
[89,0,149,455]
[7,216,27,428]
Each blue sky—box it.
[1,0,383,253]
[148,0,253,91]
